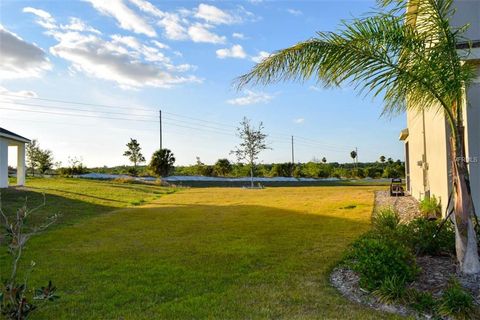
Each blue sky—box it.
[0,0,405,167]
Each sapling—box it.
[0,194,60,319]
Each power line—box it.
[0,92,355,150]
[0,95,356,153]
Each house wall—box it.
[464,64,480,214]
[451,1,480,42]
[406,107,451,210]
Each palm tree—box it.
[236,0,479,273]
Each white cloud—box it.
[293,118,305,124]
[0,26,52,80]
[195,4,235,25]
[151,40,169,49]
[86,0,156,37]
[227,90,273,106]
[287,9,302,16]
[48,31,199,89]
[0,86,38,100]
[188,24,225,44]
[216,45,247,59]
[251,51,270,63]
[24,8,100,34]
[232,32,246,39]
[61,17,101,34]
[128,0,164,17]
[159,13,188,40]
[309,85,322,92]
[23,7,57,29]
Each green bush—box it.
[347,234,418,290]
[372,208,400,232]
[419,195,442,219]
[373,275,407,303]
[406,289,437,314]
[438,279,475,319]
[397,218,455,256]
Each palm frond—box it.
[235,0,475,120]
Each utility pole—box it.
[291,135,295,163]
[355,147,358,166]
[159,109,162,150]
[291,135,295,177]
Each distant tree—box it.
[37,149,54,174]
[149,149,175,177]
[387,157,394,164]
[379,155,386,164]
[26,139,40,176]
[383,166,401,179]
[214,158,232,176]
[322,157,327,164]
[123,138,145,176]
[231,117,270,188]
[350,150,357,168]
[26,140,54,175]
[270,163,294,177]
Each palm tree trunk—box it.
[450,128,480,274]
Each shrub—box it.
[397,218,455,256]
[419,195,442,219]
[347,234,418,290]
[373,275,407,303]
[438,279,475,319]
[372,207,400,232]
[406,289,437,314]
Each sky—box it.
[0,0,406,167]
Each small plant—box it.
[373,275,406,303]
[397,217,455,256]
[419,195,441,219]
[438,279,475,319]
[372,207,400,231]
[347,234,418,290]
[406,289,437,314]
[0,195,60,319]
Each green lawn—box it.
[1,178,401,319]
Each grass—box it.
[1,177,176,225]
[0,178,401,319]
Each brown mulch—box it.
[330,189,480,319]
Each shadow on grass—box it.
[0,186,118,227]
[0,186,392,319]
[27,186,131,204]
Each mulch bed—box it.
[330,190,480,319]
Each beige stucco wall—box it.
[405,107,451,210]
[402,0,479,215]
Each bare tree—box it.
[231,117,270,188]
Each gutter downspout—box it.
[422,109,430,199]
